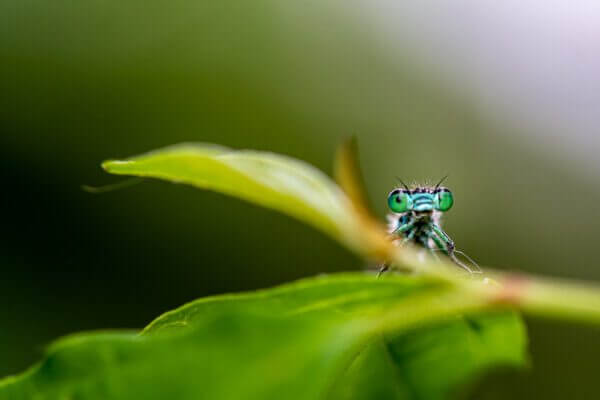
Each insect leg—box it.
[378,226,417,277]
[376,264,389,278]
[400,228,417,246]
[430,224,453,250]
[429,225,476,274]
[392,218,417,235]
[454,250,482,273]
[424,228,446,262]
[426,226,448,254]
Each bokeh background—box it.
[2,1,600,398]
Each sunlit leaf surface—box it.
[102,144,367,253]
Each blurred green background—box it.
[2,1,599,398]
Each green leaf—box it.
[331,312,526,400]
[102,144,367,253]
[0,273,526,400]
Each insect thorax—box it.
[387,211,442,236]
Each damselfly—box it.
[379,177,480,275]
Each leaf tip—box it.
[101,159,133,172]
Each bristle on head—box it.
[392,179,449,193]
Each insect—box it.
[378,177,480,275]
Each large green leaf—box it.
[101,143,367,253]
[0,274,526,400]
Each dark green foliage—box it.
[0,274,526,400]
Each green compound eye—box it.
[387,189,412,213]
[434,188,454,211]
